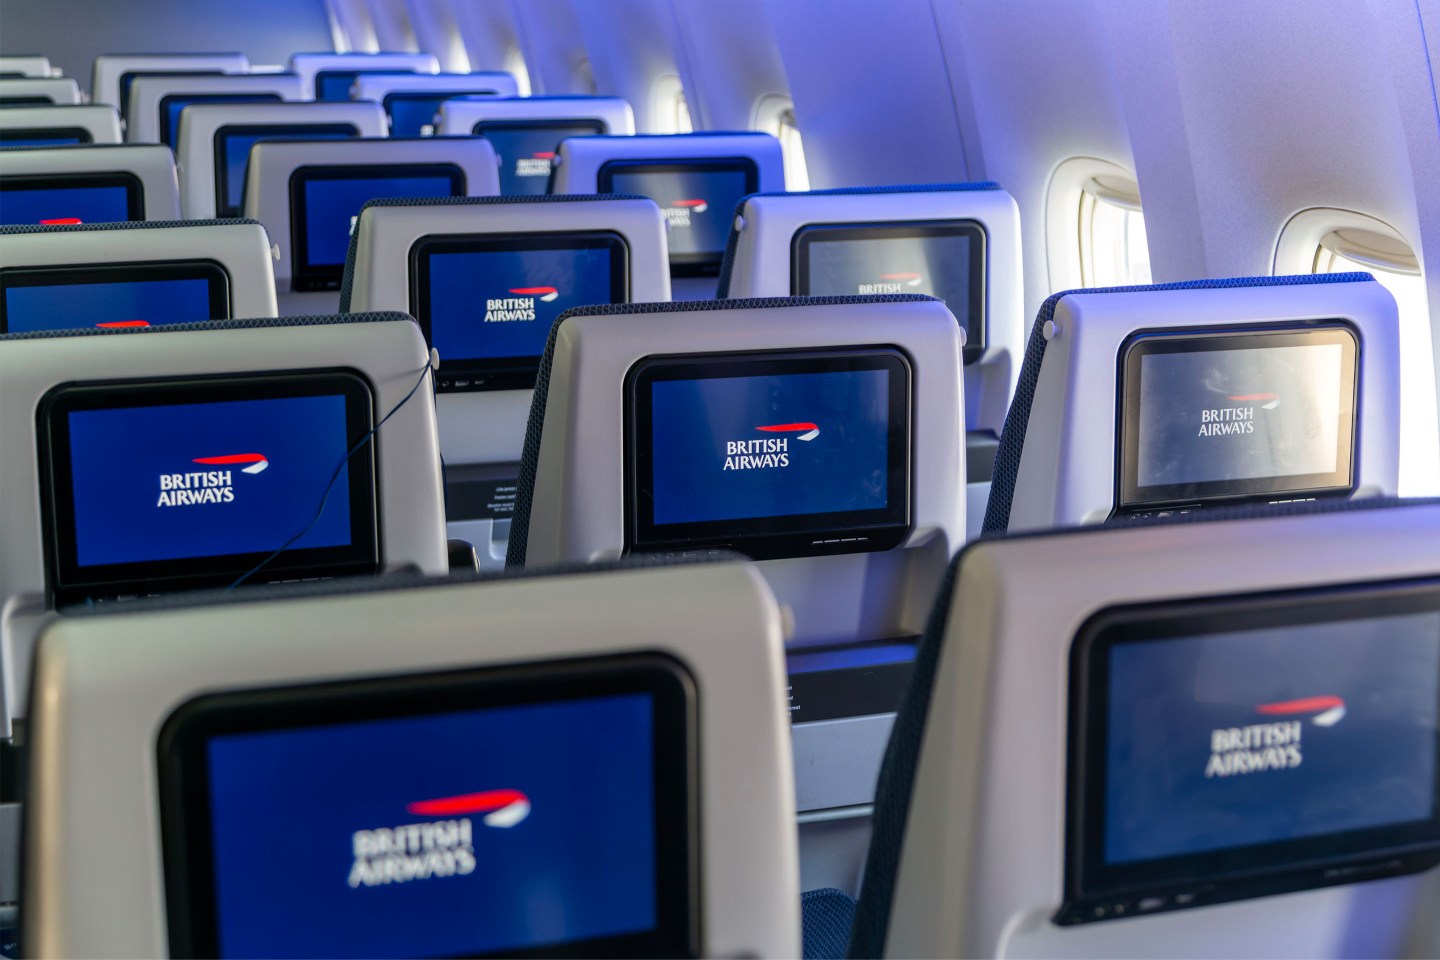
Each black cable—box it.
[227,358,435,590]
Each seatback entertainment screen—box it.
[472,119,607,196]
[0,173,142,225]
[1062,581,1440,923]
[793,220,987,364]
[38,371,379,603]
[598,160,757,275]
[157,654,698,958]
[212,123,359,218]
[626,348,912,560]
[1,261,229,332]
[410,231,629,392]
[1118,324,1359,512]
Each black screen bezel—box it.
[596,159,759,276]
[37,370,380,605]
[211,123,360,218]
[119,69,224,122]
[1117,322,1360,511]
[1061,578,1440,924]
[0,126,92,146]
[383,90,498,135]
[409,230,630,392]
[156,652,701,959]
[0,95,53,106]
[0,259,230,332]
[625,347,913,561]
[0,171,145,226]
[288,162,466,291]
[313,68,418,102]
[790,219,988,365]
[158,91,283,148]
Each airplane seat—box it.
[435,95,637,196]
[0,57,57,80]
[89,53,250,113]
[717,182,1023,538]
[0,105,121,146]
[983,272,1400,535]
[803,887,859,960]
[240,136,499,314]
[341,193,669,567]
[848,495,1440,958]
[0,77,81,106]
[548,132,785,300]
[286,51,441,101]
[349,72,519,137]
[175,100,387,219]
[124,72,303,147]
[22,554,800,958]
[0,144,181,222]
[506,295,965,901]
[0,311,449,733]
[0,218,278,327]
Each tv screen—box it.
[314,68,417,103]
[160,92,282,148]
[472,119,606,196]
[212,123,359,218]
[1118,324,1359,512]
[157,654,698,959]
[0,95,52,106]
[0,262,228,332]
[290,163,464,291]
[626,348,912,560]
[1062,581,1440,923]
[119,69,222,121]
[0,172,143,225]
[385,91,496,138]
[793,220,987,364]
[599,160,757,275]
[410,231,629,392]
[38,372,379,604]
[0,127,90,147]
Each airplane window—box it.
[575,57,597,96]
[503,45,532,97]
[675,93,693,134]
[1079,174,1151,287]
[651,74,691,134]
[777,108,810,192]
[1313,227,1438,494]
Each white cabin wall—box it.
[324,0,379,53]
[450,0,521,74]
[364,0,420,51]
[509,0,594,94]
[569,0,688,133]
[931,0,1134,315]
[667,0,792,133]
[405,0,470,71]
[763,0,970,187]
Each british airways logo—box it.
[40,217,83,225]
[95,320,150,328]
[858,271,924,295]
[484,287,558,323]
[1205,695,1345,778]
[155,453,268,507]
[663,198,708,228]
[1199,391,1280,437]
[348,788,531,888]
[516,151,556,178]
[723,421,819,470]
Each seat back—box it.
[0,144,181,222]
[0,219,277,327]
[286,51,440,100]
[0,56,55,79]
[241,136,499,300]
[984,274,1401,534]
[854,498,1440,958]
[717,183,1025,535]
[0,105,121,146]
[435,96,636,195]
[124,72,302,147]
[510,296,964,815]
[549,133,785,298]
[23,557,800,958]
[0,312,448,726]
[0,77,80,106]
[175,100,386,218]
[351,72,519,136]
[343,194,670,566]
[89,53,250,112]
